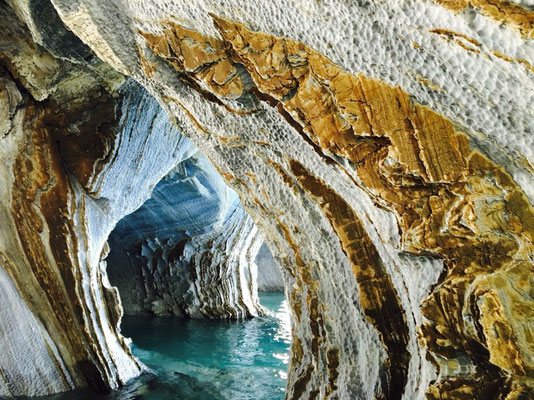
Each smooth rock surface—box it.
[255,243,284,292]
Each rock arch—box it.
[1,0,533,399]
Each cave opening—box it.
[17,78,291,399]
[98,147,291,400]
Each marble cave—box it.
[0,0,533,399]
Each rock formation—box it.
[106,153,263,318]
[0,3,263,392]
[1,0,533,399]
[256,242,285,292]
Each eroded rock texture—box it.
[1,0,533,399]
[0,3,263,393]
[106,154,263,318]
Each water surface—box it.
[32,292,290,400]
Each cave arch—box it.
[1,1,533,399]
[104,130,265,319]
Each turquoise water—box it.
[34,292,290,400]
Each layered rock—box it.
[0,70,141,396]
[0,5,144,391]
[0,47,264,394]
[0,5,261,391]
[106,154,264,318]
[1,0,533,399]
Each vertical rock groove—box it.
[3,78,141,394]
[288,159,410,399]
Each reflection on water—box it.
[33,292,290,400]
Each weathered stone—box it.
[1,0,533,399]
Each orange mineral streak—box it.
[212,15,467,184]
[142,15,534,397]
[141,23,244,99]
[210,16,534,396]
[429,29,534,74]
[7,85,140,391]
[288,159,410,399]
[492,50,534,74]
[10,100,113,390]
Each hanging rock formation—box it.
[1,0,533,399]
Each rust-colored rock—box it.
[141,22,244,100]
[141,15,534,397]
[289,159,410,399]
[2,0,533,397]
[8,91,136,391]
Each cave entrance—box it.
[102,137,290,399]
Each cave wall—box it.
[0,5,146,390]
[46,1,532,398]
[0,3,261,390]
[256,242,284,292]
[1,0,533,399]
[106,151,264,318]
[0,69,142,395]
[0,60,264,393]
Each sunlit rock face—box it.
[1,0,533,399]
[256,243,284,292]
[106,152,263,318]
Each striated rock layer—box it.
[1,0,533,399]
[0,68,142,395]
[0,3,264,392]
